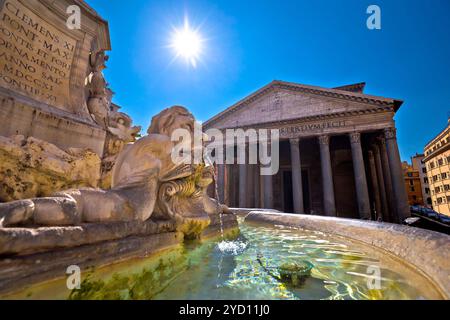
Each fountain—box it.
[0,106,239,297]
[2,213,447,300]
[0,105,448,300]
[0,1,447,299]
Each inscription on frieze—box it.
[0,0,77,111]
[280,120,349,137]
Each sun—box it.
[170,19,204,68]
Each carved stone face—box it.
[197,165,214,188]
[147,106,195,138]
[107,112,141,143]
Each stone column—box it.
[217,163,225,203]
[368,150,382,220]
[373,145,389,221]
[384,127,410,222]
[263,141,273,209]
[379,138,395,222]
[349,132,371,219]
[263,175,273,209]
[232,164,239,207]
[224,164,231,206]
[290,138,305,214]
[247,163,255,208]
[238,144,248,208]
[254,163,261,208]
[318,135,336,216]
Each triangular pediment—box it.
[204,81,402,130]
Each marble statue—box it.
[0,106,228,237]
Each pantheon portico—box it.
[204,81,410,223]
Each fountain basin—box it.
[244,210,450,299]
[1,210,448,300]
[0,213,238,297]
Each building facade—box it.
[411,153,431,206]
[402,161,424,205]
[205,81,409,223]
[423,120,450,216]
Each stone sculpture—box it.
[0,106,228,237]
[101,111,142,188]
[86,50,110,129]
[0,135,101,202]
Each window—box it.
[433,175,438,182]
[442,173,447,179]
[409,180,414,186]
[437,197,443,204]
[438,159,444,166]
[435,186,441,193]
[430,162,435,169]
[424,177,429,184]
[422,168,427,174]
[425,187,430,194]
[410,187,415,192]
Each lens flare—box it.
[170,18,204,68]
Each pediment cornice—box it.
[215,104,394,131]
[204,80,402,129]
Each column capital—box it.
[384,127,397,140]
[377,136,386,146]
[289,138,300,145]
[349,132,361,144]
[318,135,330,145]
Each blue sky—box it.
[87,0,450,161]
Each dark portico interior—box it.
[221,131,398,222]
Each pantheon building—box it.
[204,81,410,223]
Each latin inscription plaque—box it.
[0,0,77,111]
